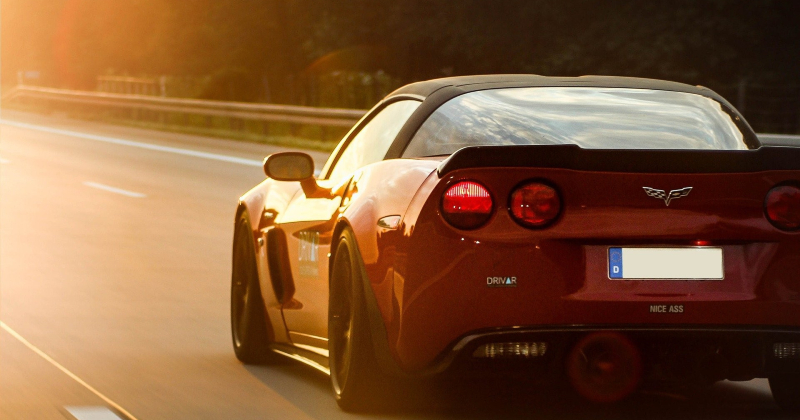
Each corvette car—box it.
[230,75,800,411]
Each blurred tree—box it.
[1,0,66,88]
[199,67,259,102]
[2,0,798,107]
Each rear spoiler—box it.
[437,144,800,176]
[759,135,800,148]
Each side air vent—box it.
[266,227,295,304]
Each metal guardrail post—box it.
[159,76,167,97]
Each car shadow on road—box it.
[245,361,792,420]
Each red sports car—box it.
[230,75,800,411]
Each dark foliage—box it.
[3,0,799,131]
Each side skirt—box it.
[270,343,331,375]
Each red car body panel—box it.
[387,167,800,369]
[237,179,300,344]
[240,159,800,372]
[237,158,443,356]
[233,76,800,384]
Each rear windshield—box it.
[402,87,748,157]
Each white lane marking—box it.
[0,119,262,167]
[83,182,146,198]
[65,406,125,420]
[0,322,139,420]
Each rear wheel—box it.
[231,214,279,364]
[769,373,800,412]
[329,228,393,411]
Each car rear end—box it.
[385,83,800,404]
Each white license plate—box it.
[608,247,724,280]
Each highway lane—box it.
[0,112,329,420]
[0,111,796,419]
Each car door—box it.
[277,99,421,353]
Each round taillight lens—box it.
[765,185,800,231]
[509,182,561,228]
[441,181,493,229]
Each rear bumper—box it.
[420,325,800,383]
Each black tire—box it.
[769,373,800,412]
[329,228,393,412]
[231,213,278,364]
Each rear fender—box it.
[335,159,439,372]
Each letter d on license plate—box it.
[608,247,724,280]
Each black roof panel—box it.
[390,74,719,101]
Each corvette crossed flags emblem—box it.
[642,186,693,206]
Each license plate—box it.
[608,247,724,280]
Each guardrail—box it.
[4,85,367,127]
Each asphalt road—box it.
[1,110,797,420]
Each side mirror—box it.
[263,152,314,181]
[263,152,331,198]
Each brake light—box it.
[509,182,561,228]
[765,185,800,231]
[441,181,493,229]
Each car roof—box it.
[389,74,722,102]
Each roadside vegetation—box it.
[3,0,799,138]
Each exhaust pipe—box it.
[566,332,642,403]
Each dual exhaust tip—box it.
[474,332,643,402]
[477,333,800,403]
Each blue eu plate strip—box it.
[608,247,623,279]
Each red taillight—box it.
[441,181,493,229]
[509,182,561,228]
[765,185,800,231]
